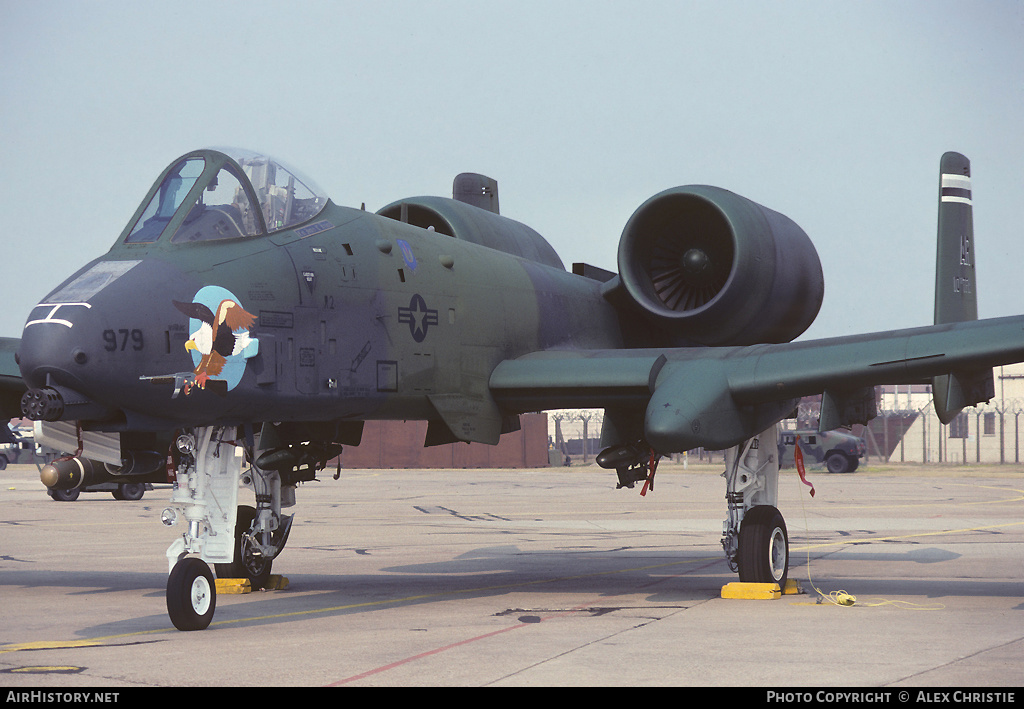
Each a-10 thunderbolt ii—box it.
[1,147,1015,630]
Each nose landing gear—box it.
[162,426,295,630]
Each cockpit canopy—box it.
[123,148,328,244]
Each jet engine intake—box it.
[616,186,824,346]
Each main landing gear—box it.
[162,426,295,631]
[603,425,790,588]
[721,424,789,588]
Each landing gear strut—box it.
[214,502,293,590]
[721,424,789,588]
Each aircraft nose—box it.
[18,257,206,426]
[18,301,113,421]
[19,302,97,389]
[18,258,175,422]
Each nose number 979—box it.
[103,328,144,352]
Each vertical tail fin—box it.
[934,152,976,324]
[932,152,994,423]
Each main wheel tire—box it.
[167,557,216,631]
[737,505,789,588]
[214,505,272,589]
[825,452,850,474]
[115,483,146,501]
[49,487,80,502]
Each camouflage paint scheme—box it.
[1,148,1019,630]
[2,150,1012,461]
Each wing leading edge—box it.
[490,314,1024,452]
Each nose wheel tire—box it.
[167,557,216,631]
[736,505,789,588]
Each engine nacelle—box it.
[617,185,824,346]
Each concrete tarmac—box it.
[1,462,1022,688]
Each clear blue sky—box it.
[2,0,1022,340]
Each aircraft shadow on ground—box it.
[51,540,1020,638]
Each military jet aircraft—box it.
[2,148,1016,631]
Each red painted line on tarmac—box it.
[326,623,527,685]
[326,557,723,685]
[326,602,594,686]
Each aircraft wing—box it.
[0,337,25,419]
[490,314,1024,453]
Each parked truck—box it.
[778,429,867,474]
